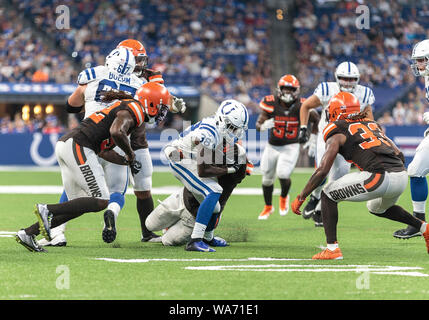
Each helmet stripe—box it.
[122,49,129,75]
[347,61,351,73]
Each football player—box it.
[146,143,248,246]
[298,61,375,226]
[40,39,185,246]
[16,83,172,252]
[163,99,249,252]
[256,74,319,220]
[291,92,429,259]
[393,39,429,239]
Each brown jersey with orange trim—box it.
[72,99,145,153]
[258,95,301,146]
[323,119,405,173]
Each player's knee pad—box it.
[262,176,275,186]
[366,199,386,215]
[213,201,221,213]
[109,192,125,209]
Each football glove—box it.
[171,96,187,114]
[424,128,429,137]
[423,112,429,124]
[259,118,275,131]
[291,195,306,215]
[246,160,254,176]
[303,133,317,157]
[298,126,308,143]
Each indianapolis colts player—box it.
[163,99,249,252]
[298,61,375,225]
[393,39,429,239]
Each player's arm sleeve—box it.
[258,97,274,114]
[322,122,342,142]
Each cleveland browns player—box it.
[291,92,429,260]
[15,82,172,252]
[256,74,319,220]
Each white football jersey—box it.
[313,81,375,131]
[77,65,144,118]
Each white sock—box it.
[327,243,339,251]
[412,201,426,214]
[420,222,427,234]
[204,230,214,241]
[107,202,121,220]
[191,222,207,239]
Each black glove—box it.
[298,126,309,144]
[128,160,142,175]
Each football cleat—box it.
[204,236,229,247]
[312,210,323,227]
[393,225,422,239]
[258,205,274,220]
[141,231,162,243]
[34,204,52,241]
[312,247,343,260]
[302,195,319,219]
[37,233,67,247]
[102,210,117,243]
[15,229,46,252]
[185,239,216,252]
[422,224,429,254]
[279,195,289,216]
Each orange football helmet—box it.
[117,39,148,71]
[328,92,360,122]
[135,82,172,124]
[277,74,300,103]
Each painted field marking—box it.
[94,257,429,277]
[0,231,16,238]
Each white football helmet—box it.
[215,99,249,142]
[411,39,429,77]
[105,47,136,76]
[335,61,360,93]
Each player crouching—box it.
[291,92,429,259]
[146,143,248,247]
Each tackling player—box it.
[291,92,429,260]
[393,39,429,239]
[298,61,375,226]
[256,74,319,220]
[41,39,186,247]
[163,99,249,252]
[16,83,172,252]
[146,143,248,246]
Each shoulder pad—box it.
[322,122,343,142]
[77,66,106,85]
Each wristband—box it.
[227,167,236,174]
[66,100,83,113]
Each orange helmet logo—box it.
[328,92,360,122]
[135,82,172,119]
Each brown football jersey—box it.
[323,118,405,173]
[72,99,145,153]
[258,95,301,146]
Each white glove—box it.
[303,133,317,157]
[424,128,429,138]
[423,112,429,124]
[259,118,275,131]
[170,97,187,114]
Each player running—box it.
[393,39,429,239]
[291,92,429,260]
[146,143,248,246]
[163,99,249,252]
[16,82,172,252]
[298,61,375,226]
[40,39,185,247]
[256,74,319,220]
